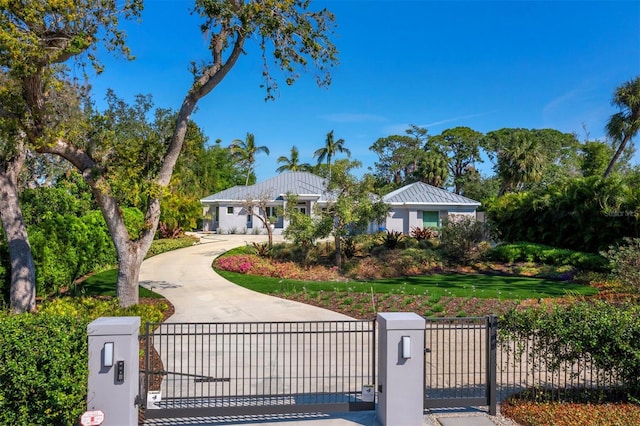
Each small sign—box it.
[80,410,105,426]
[361,385,375,402]
[147,390,162,408]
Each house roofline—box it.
[387,202,481,208]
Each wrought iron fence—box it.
[142,320,376,418]
[423,315,632,413]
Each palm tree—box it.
[275,146,312,173]
[229,132,270,185]
[496,131,545,195]
[604,76,640,178]
[313,130,350,179]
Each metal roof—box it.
[200,172,330,203]
[383,181,480,206]
[201,174,480,207]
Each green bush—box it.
[28,213,116,296]
[500,301,640,389]
[439,217,489,264]
[0,297,168,426]
[146,235,199,258]
[485,176,640,253]
[0,312,89,426]
[488,242,609,271]
[603,237,640,291]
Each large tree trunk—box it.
[96,187,158,308]
[334,234,342,268]
[114,242,146,307]
[0,153,36,314]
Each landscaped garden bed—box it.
[212,235,640,426]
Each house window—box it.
[265,206,276,218]
[423,211,439,228]
[227,206,234,215]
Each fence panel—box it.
[423,316,496,414]
[142,320,375,419]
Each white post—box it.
[377,312,426,426]
[87,317,140,426]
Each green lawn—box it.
[78,269,163,298]
[79,266,598,301]
[216,270,598,300]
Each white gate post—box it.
[377,312,426,426]
[87,317,140,426]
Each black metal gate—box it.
[423,316,497,415]
[140,320,376,419]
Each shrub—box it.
[410,226,438,241]
[252,242,271,257]
[381,230,404,249]
[439,217,488,264]
[499,301,640,389]
[0,312,88,426]
[0,297,167,426]
[488,242,609,271]
[603,237,640,292]
[146,235,198,258]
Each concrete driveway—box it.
[138,234,352,323]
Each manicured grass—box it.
[216,270,598,300]
[77,269,163,298]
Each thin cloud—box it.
[424,111,496,128]
[321,113,387,123]
[383,111,495,136]
[543,88,584,116]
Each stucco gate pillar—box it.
[377,312,426,426]
[87,316,140,426]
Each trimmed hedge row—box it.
[0,298,167,426]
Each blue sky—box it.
[86,0,640,182]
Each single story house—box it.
[200,172,480,235]
[382,181,481,234]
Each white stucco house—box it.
[200,172,480,235]
[381,181,481,234]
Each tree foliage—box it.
[230,132,270,186]
[485,175,640,252]
[313,130,349,179]
[3,0,339,308]
[429,126,483,194]
[321,159,389,267]
[604,76,640,177]
[276,145,311,173]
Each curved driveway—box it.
[138,234,352,323]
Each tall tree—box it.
[581,141,614,177]
[0,1,140,313]
[369,134,424,188]
[604,76,640,178]
[276,145,311,173]
[321,159,388,267]
[429,126,483,194]
[313,130,350,179]
[482,128,579,195]
[7,0,338,307]
[230,132,270,185]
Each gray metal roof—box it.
[201,174,480,207]
[383,182,480,206]
[200,172,330,203]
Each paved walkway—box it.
[139,234,514,426]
